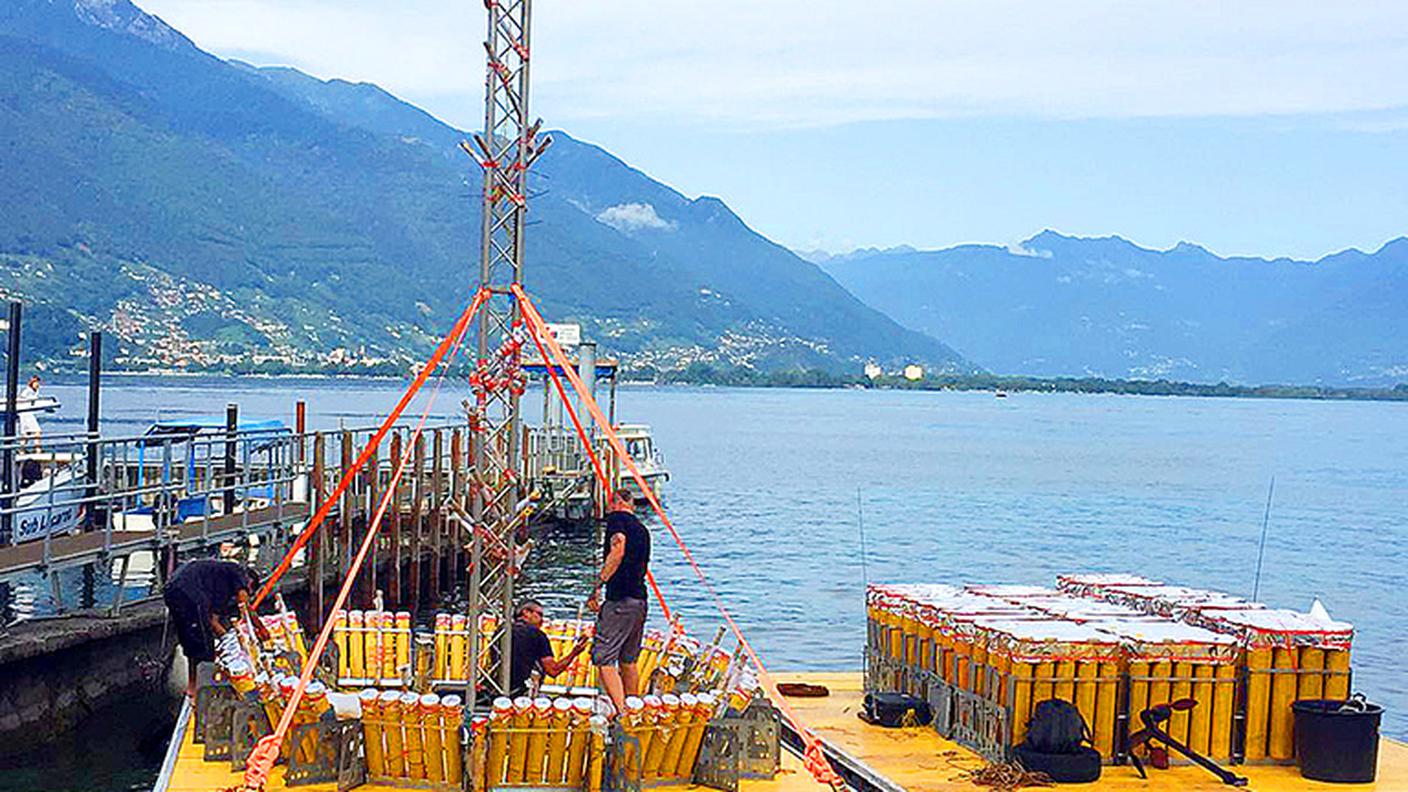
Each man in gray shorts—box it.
[587,489,650,715]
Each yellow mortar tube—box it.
[1268,647,1297,761]
[1033,660,1055,703]
[643,694,679,779]
[334,611,349,680]
[421,694,444,784]
[506,696,533,783]
[380,690,406,777]
[1094,661,1118,760]
[546,697,573,783]
[1324,649,1351,700]
[676,693,715,778]
[348,611,365,680]
[1054,659,1076,703]
[525,697,553,783]
[486,697,513,787]
[991,652,1011,706]
[1010,660,1034,746]
[1075,661,1098,749]
[1127,661,1150,745]
[359,689,385,777]
[587,715,608,792]
[1189,664,1213,757]
[1298,647,1326,701]
[1168,662,1192,746]
[364,612,383,684]
[1211,663,1236,761]
[395,612,411,680]
[1243,647,1273,761]
[973,641,989,697]
[662,693,697,781]
[441,695,465,787]
[400,691,425,780]
[566,698,594,787]
[955,639,973,692]
[451,615,468,681]
[434,614,449,680]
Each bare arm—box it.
[540,634,589,677]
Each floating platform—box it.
[158,672,1407,792]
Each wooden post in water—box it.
[388,431,401,605]
[339,430,353,584]
[223,404,238,515]
[367,433,381,605]
[430,429,444,600]
[410,432,425,611]
[450,428,464,587]
[310,432,326,631]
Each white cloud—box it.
[595,203,676,233]
[1007,242,1053,258]
[136,0,1408,131]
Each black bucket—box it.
[1292,697,1383,783]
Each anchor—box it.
[1126,698,1247,787]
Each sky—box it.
[138,0,1408,260]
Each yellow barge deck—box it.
[159,672,1407,792]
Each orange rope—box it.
[514,285,844,789]
[522,319,674,625]
[240,300,476,790]
[252,288,490,608]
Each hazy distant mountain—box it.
[0,0,968,375]
[823,231,1408,386]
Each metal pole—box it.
[2,302,20,545]
[85,331,102,514]
[223,403,238,514]
[577,341,597,434]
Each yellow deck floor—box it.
[775,672,1408,792]
[164,672,1408,792]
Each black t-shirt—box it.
[166,559,251,620]
[603,510,650,602]
[509,620,554,696]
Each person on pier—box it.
[163,558,271,698]
[508,598,589,697]
[18,374,42,451]
[587,488,650,715]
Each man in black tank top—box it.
[587,489,650,715]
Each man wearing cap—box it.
[508,599,589,697]
[587,488,650,714]
[163,558,270,698]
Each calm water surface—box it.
[14,377,1408,789]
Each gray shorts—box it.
[592,597,647,666]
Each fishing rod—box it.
[856,487,869,591]
[1252,476,1275,602]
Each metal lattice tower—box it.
[462,0,550,711]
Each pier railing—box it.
[0,421,473,623]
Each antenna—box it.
[856,487,868,590]
[1252,476,1275,601]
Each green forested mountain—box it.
[0,0,968,375]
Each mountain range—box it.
[821,232,1408,387]
[0,0,966,375]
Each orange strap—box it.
[515,285,843,789]
[521,322,674,625]
[252,288,489,608]
[240,305,474,790]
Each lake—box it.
[9,377,1407,789]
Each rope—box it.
[513,284,845,789]
[239,298,477,790]
[251,288,490,608]
[520,320,674,625]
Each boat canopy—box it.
[144,416,290,441]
